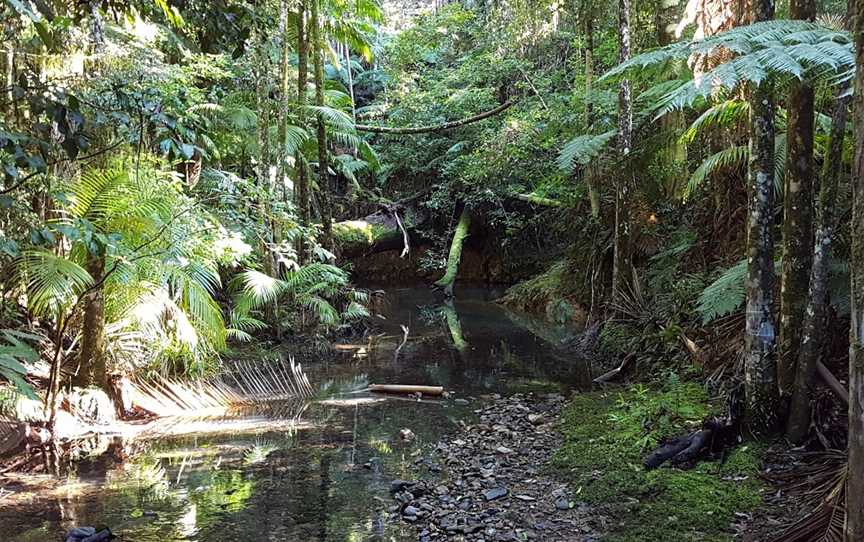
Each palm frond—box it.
[15,249,93,317]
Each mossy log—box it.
[434,207,472,297]
[333,207,425,257]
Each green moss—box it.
[552,384,764,541]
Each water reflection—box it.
[2,286,591,541]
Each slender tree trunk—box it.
[344,44,356,124]
[88,0,105,53]
[612,0,633,303]
[846,0,864,537]
[75,253,106,389]
[786,85,850,443]
[434,206,471,297]
[583,13,601,219]
[296,1,311,264]
[311,0,333,250]
[278,0,291,192]
[743,0,779,436]
[778,0,817,405]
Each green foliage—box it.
[0,330,41,399]
[553,385,763,541]
[606,21,855,115]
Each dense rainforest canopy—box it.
[1,0,864,539]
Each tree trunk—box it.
[583,12,601,219]
[743,0,779,436]
[434,207,471,297]
[278,0,291,192]
[75,253,106,389]
[786,84,850,444]
[778,0,817,405]
[311,0,332,250]
[846,0,864,537]
[296,1,310,264]
[345,44,356,123]
[612,0,633,303]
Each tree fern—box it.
[604,20,855,116]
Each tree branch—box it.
[355,100,517,135]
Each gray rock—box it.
[483,487,509,501]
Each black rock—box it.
[483,487,509,501]
[390,479,416,493]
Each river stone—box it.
[483,487,508,501]
[454,398,470,405]
[555,497,571,510]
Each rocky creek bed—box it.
[386,393,608,541]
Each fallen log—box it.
[368,384,444,396]
[643,418,738,470]
[333,205,428,257]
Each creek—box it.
[1,286,593,542]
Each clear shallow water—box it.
[1,286,591,542]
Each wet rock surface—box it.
[389,393,607,541]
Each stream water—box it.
[1,286,592,542]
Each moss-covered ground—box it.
[551,383,764,541]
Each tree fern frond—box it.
[697,259,748,323]
[557,130,617,172]
[680,100,749,144]
[685,145,748,200]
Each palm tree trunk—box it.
[296,1,310,264]
[743,0,779,436]
[75,253,106,389]
[311,0,333,250]
[846,0,864,537]
[434,206,471,297]
[778,0,817,405]
[612,0,633,303]
[786,84,850,443]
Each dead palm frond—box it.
[128,356,314,418]
[769,450,847,542]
